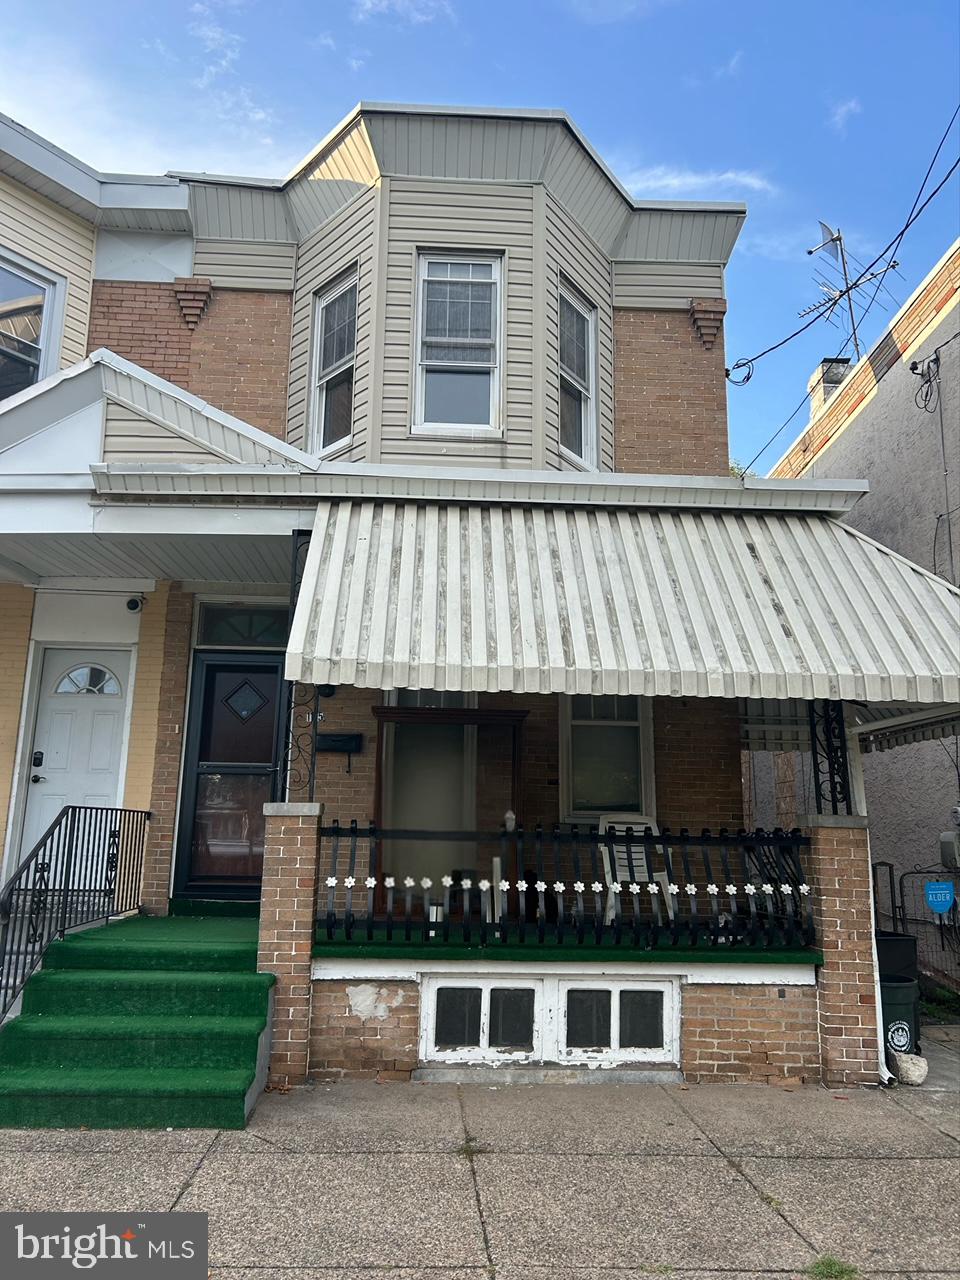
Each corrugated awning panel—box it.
[286,499,960,703]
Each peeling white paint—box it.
[345,983,403,1022]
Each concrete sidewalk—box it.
[0,1071,956,1279]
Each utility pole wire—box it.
[726,144,959,384]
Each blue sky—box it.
[2,0,957,469]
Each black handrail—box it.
[0,805,151,1018]
[314,822,815,950]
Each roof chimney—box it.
[807,357,851,419]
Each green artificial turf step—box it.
[0,913,273,1130]
[0,1067,254,1130]
[22,968,274,1017]
[0,1015,266,1070]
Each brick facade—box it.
[140,583,193,915]
[258,804,322,1085]
[0,584,34,857]
[309,980,420,1081]
[680,983,820,1083]
[807,818,880,1086]
[88,281,292,439]
[653,698,744,832]
[613,307,730,476]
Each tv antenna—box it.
[800,222,899,361]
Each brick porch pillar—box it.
[258,802,322,1085]
[805,815,880,1086]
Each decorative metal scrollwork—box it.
[26,859,50,945]
[808,699,852,816]
[282,528,320,801]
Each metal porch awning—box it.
[286,498,960,703]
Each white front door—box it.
[19,648,131,860]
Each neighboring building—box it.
[0,103,957,1125]
[771,243,960,985]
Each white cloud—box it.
[622,164,777,197]
[188,2,244,89]
[353,0,453,21]
[562,0,673,22]
[347,53,368,72]
[310,31,337,50]
[829,97,861,134]
[0,41,305,177]
[715,49,743,78]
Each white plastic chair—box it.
[597,813,674,924]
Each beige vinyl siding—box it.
[614,208,743,262]
[193,239,296,290]
[188,183,295,241]
[0,173,94,366]
[286,186,378,456]
[542,128,630,258]
[612,260,724,309]
[286,119,379,241]
[380,178,536,469]
[365,112,555,184]
[103,400,213,462]
[543,191,614,472]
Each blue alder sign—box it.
[925,881,956,914]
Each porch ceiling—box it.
[287,498,960,704]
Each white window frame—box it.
[558,281,598,471]
[0,247,66,388]
[559,695,656,823]
[420,973,677,1066]
[412,252,503,437]
[557,978,678,1065]
[308,268,358,456]
[420,975,543,1064]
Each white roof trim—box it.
[287,497,960,704]
[91,458,867,515]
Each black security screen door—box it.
[175,652,283,897]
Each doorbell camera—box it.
[125,596,144,613]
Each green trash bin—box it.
[880,975,919,1055]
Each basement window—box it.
[420,975,676,1065]
[310,269,358,454]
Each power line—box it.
[726,109,960,385]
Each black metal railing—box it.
[314,823,815,951]
[0,805,151,1017]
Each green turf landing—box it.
[0,915,273,1129]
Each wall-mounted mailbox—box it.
[315,732,363,774]
[316,733,363,754]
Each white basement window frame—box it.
[420,974,678,1066]
[308,267,359,456]
[412,252,502,436]
[558,281,598,470]
[0,248,66,405]
[559,695,655,822]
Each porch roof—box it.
[286,497,960,704]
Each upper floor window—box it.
[559,284,597,468]
[414,255,501,434]
[0,258,49,404]
[310,269,358,454]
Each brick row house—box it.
[0,104,957,1126]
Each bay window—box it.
[414,255,500,433]
[559,284,597,467]
[310,269,358,453]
